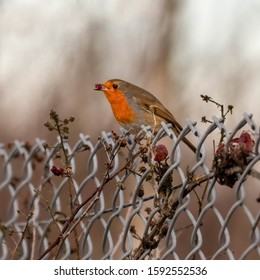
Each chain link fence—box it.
[0,113,259,259]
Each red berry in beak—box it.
[94,83,103,90]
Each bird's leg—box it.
[150,106,157,135]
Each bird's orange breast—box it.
[103,90,136,124]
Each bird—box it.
[95,79,198,154]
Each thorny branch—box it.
[38,135,142,259]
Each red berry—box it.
[152,144,168,162]
[94,84,103,90]
[51,166,64,176]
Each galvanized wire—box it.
[0,113,259,259]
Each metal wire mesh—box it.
[0,113,259,260]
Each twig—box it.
[39,150,142,259]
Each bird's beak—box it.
[94,83,107,91]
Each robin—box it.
[95,79,198,154]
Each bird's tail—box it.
[170,120,201,156]
[182,136,199,155]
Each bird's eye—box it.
[112,84,119,89]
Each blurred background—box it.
[0,0,260,260]
[1,0,260,143]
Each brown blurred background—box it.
[0,0,260,259]
[1,0,260,144]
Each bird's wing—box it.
[133,92,198,154]
[135,96,183,132]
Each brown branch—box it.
[38,150,141,259]
[133,172,214,259]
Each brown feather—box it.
[133,92,198,154]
